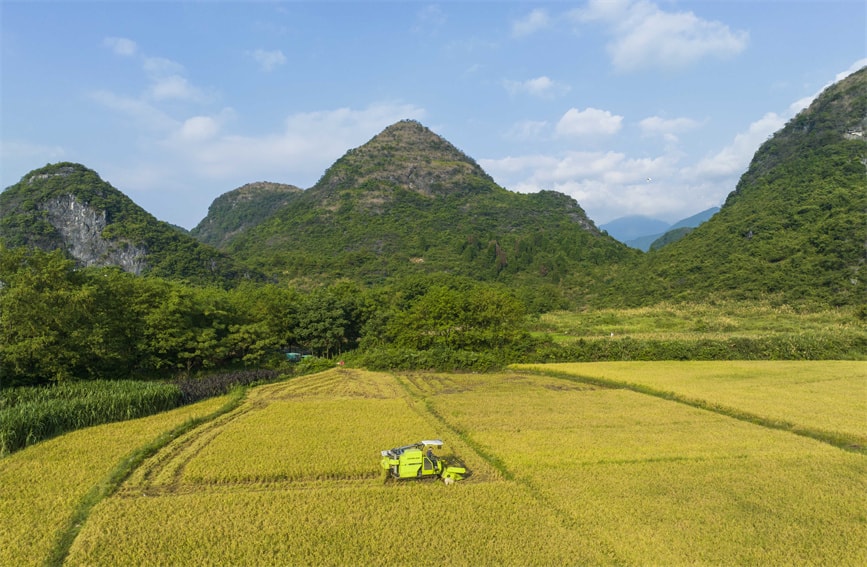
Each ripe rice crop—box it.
[514,361,867,447]
[6,365,866,566]
[424,371,867,565]
[67,483,611,566]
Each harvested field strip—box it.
[0,394,234,567]
[46,389,246,566]
[124,399,258,494]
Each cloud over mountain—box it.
[571,0,748,72]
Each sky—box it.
[2,1,865,230]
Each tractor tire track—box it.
[45,388,248,567]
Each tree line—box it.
[0,246,534,387]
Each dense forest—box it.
[0,245,540,386]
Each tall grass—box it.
[0,370,290,457]
[536,300,864,339]
[0,380,183,456]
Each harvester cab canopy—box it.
[380,439,443,458]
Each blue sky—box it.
[2,1,865,229]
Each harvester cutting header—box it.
[380,440,467,483]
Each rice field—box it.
[513,361,867,448]
[0,394,232,566]
[3,364,865,566]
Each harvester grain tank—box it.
[380,439,466,482]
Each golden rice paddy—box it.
[3,363,865,566]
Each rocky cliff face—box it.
[40,194,148,274]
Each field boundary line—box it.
[516,367,867,455]
[44,387,248,567]
[392,372,625,563]
[393,373,515,482]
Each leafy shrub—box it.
[528,333,867,362]
[347,347,503,372]
[176,369,281,403]
[291,357,336,376]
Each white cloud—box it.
[639,115,701,141]
[148,75,205,102]
[160,102,427,182]
[687,112,784,179]
[512,9,550,37]
[89,90,178,132]
[504,120,549,141]
[481,148,691,224]
[250,49,287,72]
[572,0,748,72]
[555,107,623,137]
[103,36,137,56]
[483,150,671,189]
[177,116,221,142]
[504,76,570,99]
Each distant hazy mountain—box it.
[669,207,719,231]
[600,216,670,242]
[602,207,720,251]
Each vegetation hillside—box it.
[607,66,867,306]
[226,120,637,291]
[190,181,302,248]
[0,163,255,286]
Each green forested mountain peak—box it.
[191,181,302,248]
[731,65,867,202]
[312,119,497,202]
[226,120,634,288]
[0,162,255,285]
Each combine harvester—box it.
[380,440,467,484]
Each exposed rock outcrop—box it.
[40,194,147,274]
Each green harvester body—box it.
[380,440,466,482]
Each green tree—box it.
[295,282,371,356]
[226,283,303,364]
[387,283,530,351]
[0,247,96,385]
